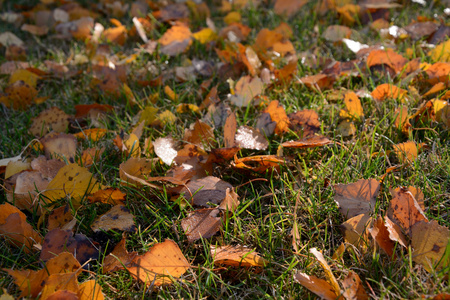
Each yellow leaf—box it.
[155,110,177,126]
[139,106,159,125]
[429,39,450,62]
[9,69,39,88]
[224,11,241,25]
[192,28,217,44]
[164,85,178,101]
[125,133,141,158]
[42,164,100,207]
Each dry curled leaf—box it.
[211,245,267,267]
[282,135,331,149]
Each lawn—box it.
[0,0,449,299]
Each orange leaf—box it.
[371,83,407,102]
[128,239,190,286]
[211,245,267,267]
[367,48,408,74]
[263,100,290,134]
[281,135,331,149]
[103,237,137,273]
[88,188,126,205]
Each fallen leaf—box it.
[337,120,357,137]
[3,252,81,298]
[411,220,450,272]
[341,213,373,248]
[393,141,419,164]
[128,239,190,286]
[235,126,269,150]
[39,272,79,300]
[40,228,99,264]
[273,0,307,17]
[211,244,267,267]
[103,237,138,273]
[394,106,412,135]
[322,25,352,42]
[288,109,321,137]
[391,186,425,210]
[88,188,126,205]
[298,73,335,90]
[182,176,233,207]
[369,215,407,257]
[158,23,192,56]
[387,187,428,234]
[371,84,407,102]
[223,111,237,148]
[429,39,450,62]
[309,248,341,296]
[91,205,136,232]
[184,120,216,150]
[47,204,75,231]
[0,203,42,252]
[281,135,331,149]
[119,157,155,187]
[367,48,408,74]
[41,133,77,161]
[230,76,264,107]
[181,208,222,242]
[232,155,285,173]
[263,100,290,134]
[218,188,240,213]
[42,163,100,207]
[11,171,50,210]
[293,272,341,300]
[342,271,369,300]
[29,107,70,137]
[77,280,105,300]
[73,128,108,142]
[339,91,364,121]
[334,179,380,219]
[153,136,178,165]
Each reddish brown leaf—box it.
[103,237,138,273]
[91,205,136,233]
[334,179,380,219]
[211,244,267,267]
[281,135,331,149]
[181,208,222,242]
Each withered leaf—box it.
[293,272,340,300]
[29,107,70,137]
[181,208,222,242]
[211,245,267,267]
[334,178,380,219]
[281,135,331,149]
[48,204,75,231]
[235,125,269,150]
[342,271,369,300]
[40,228,99,264]
[263,100,290,135]
[182,176,232,207]
[341,213,373,249]
[91,205,136,232]
[288,109,320,138]
[153,136,178,165]
[41,133,77,161]
[103,237,137,273]
[369,215,407,257]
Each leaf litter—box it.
[0,0,449,298]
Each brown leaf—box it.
[298,73,335,90]
[182,176,233,207]
[391,186,425,210]
[235,126,269,150]
[184,120,216,150]
[387,187,428,234]
[30,156,65,179]
[282,135,331,149]
[273,0,308,17]
[47,290,79,300]
[211,245,267,267]
[0,203,42,252]
[40,272,79,300]
[40,228,99,264]
[128,239,190,286]
[232,155,285,173]
[29,107,71,137]
[224,111,237,148]
[41,133,77,161]
[91,205,136,232]
[369,215,407,257]
[12,171,50,210]
[219,188,240,213]
[119,157,154,187]
[288,109,321,137]
[181,208,222,242]
[411,220,450,272]
[103,237,138,273]
[48,204,75,231]
[3,252,81,298]
[293,272,341,300]
[322,25,352,42]
[341,213,373,249]
[342,271,369,300]
[334,179,380,219]
[309,248,341,296]
[230,76,264,107]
